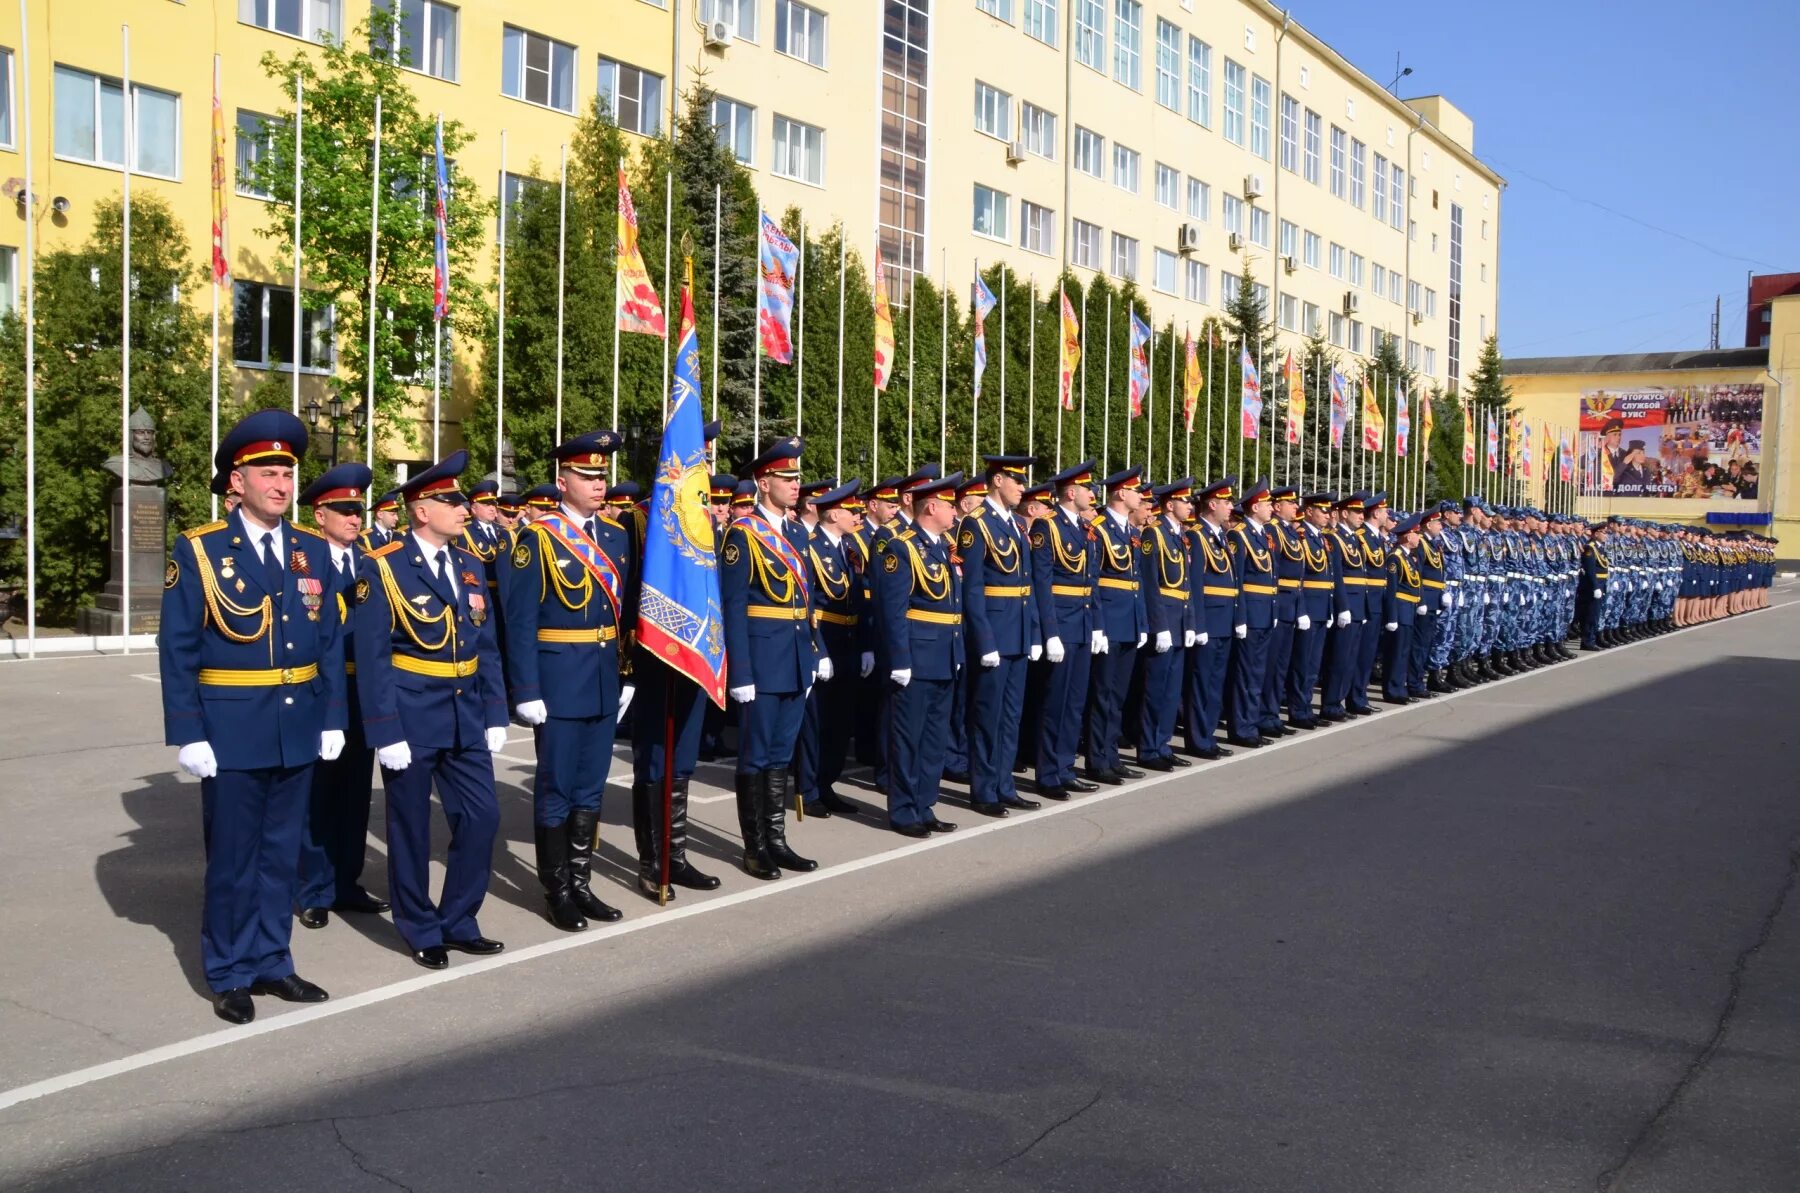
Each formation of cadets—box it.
[161,408,1778,1024]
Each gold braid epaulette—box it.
[371,551,454,649]
[182,520,228,541]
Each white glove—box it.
[1234,624,1247,639]
[1029,644,1043,662]
[377,741,413,771]
[318,729,346,761]
[618,683,636,718]
[1418,606,1430,618]
[177,741,218,779]
[1336,610,1352,628]
[1502,594,1510,605]
[484,726,508,752]
[1297,614,1311,631]
[1183,629,1197,648]
[1483,593,1491,605]
[730,684,757,703]
[1136,633,1147,649]
[1155,630,1173,654]
[1091,630,1108,654]
[817,657,835,682]
[890,668,912,688]
[1593,589,1603,600]
[1198,632,1209,646]
[980,651,1001,668]
[515,699,548,726]
[1046,636,1065,663]
[860,651,875,678]
[1385,622,1399,632]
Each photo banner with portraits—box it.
[1578,384,1764,500]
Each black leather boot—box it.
[668,777,721,891]
[632,782,666,902]
[739,772,780,880]
[534,824,587,932]
[763,768,817,873]
[567,810,622,922]
[1428,668,1453,694]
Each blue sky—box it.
[1301,0,1800,359]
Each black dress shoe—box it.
[970,802,1009,818]
[1066,777,1100,793]
[1137,754,1174,772]
[213,988,255,1024]
[251,974,329,1003]
[892,822,931,838]
[1038,786,1072,801]
[1166,752,1195,767]
[1262,724,1293,739]
[1379,694,1413,706]
[926,818,958,833]
[332,889,391,915]
[1288,718,1321,731]
[1086,766,1125,785]
[443,936,505,956]
[297,907,330,930]
[1227,735,1266,749]
[1001,795,1042,811]
[412,946,449,970]
[1188,747,1230,762]
[1113,764,1144,780]
[1319,710,1347,723]
[802,801,832,819]
[944,770,972,784]
[818,789,860,815]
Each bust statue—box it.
[105,407,173,485]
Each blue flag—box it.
[432,117,449,322]
[972,274,997,401]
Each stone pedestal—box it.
[77,484,166,635]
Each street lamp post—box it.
[305,395,368,467]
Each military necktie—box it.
[260,532,283,594]
[584,517,597,543]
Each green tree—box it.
[1463,333,1515,501]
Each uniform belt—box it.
[746,605,809,621]
[1350,577,1386,587]
[983,585,1031,598]
[906,609,962,625]
[1595,571,1610,580]
[1097,577,1139,592]
[536,626,618,643]
[392,655,479,678]
[814,610,859,627]
[1422,579,1446,589]
[197,663,320,687]
[1302,580,1336,590]
[1242,583,1278,595]
[1050,584,1092,597]
[1396,592,1420,603]
[344,662,356,675]
[1277,578,1301,589]
[1158,586,1190,600]
[1201,585,1239,598]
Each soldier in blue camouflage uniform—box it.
[1426,500,1467,691]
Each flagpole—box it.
[752,199,763,453]
[21,0,37,654]
[209,54,223,519]
[1204,335,1214,478]
[834,234,845,477]
[1165,325,1176,478]
[1146,311,1156,477]
[1234,339,1243,486]
[554,140,568,445]
[432,114,444,459]
[971,258,980,470]
[364,95,382,473]
[711,184,721,428]
[121,25,134,650]
[1104,293,1114,475]
[289,68,303,511]
[612,163,622,431]
[940,248,949,468]
[997,263,1007,454]
[795,217,806,438]
[495,128,507,475]
[1027,277,1037,468]
[1079,286,1088,464]
[906,245,916,471]
[1055,282,1066,472]
[660,167,672,419]
[1183,326,1192,479]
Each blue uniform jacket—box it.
[502,513,634,718]
[1384,546,1425,626]
[1358,528,1390,612]
[1330,527,1369,619]
[1141,518,1192,638]
[877,527,964,680]
[1229,523,1279,631]
[1297,523,1339,621]
[721,510,822,694]
[1190,520,1243,638]
[807,528,866,668]
[1417,532,1447,614]
[1030,508,1098,644]
[958,501,1039,659]
[1089,510,1147,644]
[1270,519,1306,620]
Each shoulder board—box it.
[290,522,326,540]
[900,528,917,541]
[369,540,405,558]
[181,520,229,540]
[598,512,623,529]
[452,544,482,564]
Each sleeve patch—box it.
[512,543,532,569]
[883,552,900,574]
[959,530,975,549]
[1030,531,1046,549]
[164,560,179,589]
[354,577,372,605]
[722,542,741,566]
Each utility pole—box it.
[1709,295,1720,350]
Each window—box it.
[1373,153,1387,221]
[1348,252,1362,287]
[1389,271,1401,304]
[1112,143,1140,193]
[775,0,828,68]
[597,57,663,134]
[1073,126,1104,176]
[773,115,824,185]
[1223,59,1246,146]
[1075,0,1105,70]
[1187,36,1211,127]
[1425,287,1437,319]
[973,184,1009,241]
[1390,165,1405,228]
[1328,312,1344,346]
[1024,0,1060,47]
[239,0,340,42]
[1329,126,1346,198]
[1371,264,1386,296]
[235,110,276,198]
[1348,319,1363,353]
[1021,201,1055,255]
[0,246,16,316]
[1406,343,1420,370]
[1155,162,1179,209]
[976,0,1013,20]
[1186,178,1209,220]
[1252,282,1269,315]
[1481,219,1489,240]
[1480,263,1488,283]
[1431,232,1439,253]
[1249,205,1270,248]
[1072,218,1102,269]
[1278,94,1298,172]
[1303,109,1321,184]
[1110,232,1138,281]
[53,67,181,178]
[1424,347,1437,375]
[1154,19,1181,110]
[1222,194,1243,237]
[1184,259,1207,302]
[974,81,1012,140]
[0,49,11,149]
[1220,271,1236,308]
[232,280,334,372]
[1153,247,1177,294]
[1302,301,1319,335]
[503,26,575,112]
[1279,294,1298,331]
[1350,139,1366,208]
[1278,219,1297,258]
[1112,0,1142,90]
[1021,103,1057,158]
[1303,231,1320,268]
[1328,244,1344,279]
[1407,280,1421,312]
[705,0,758,41]
[381,0,458,81]
[500,170,550,226]
[711,96,755,165]
[1250,75,1272,160]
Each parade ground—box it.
[1,589,1796,1192]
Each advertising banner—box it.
[1578,385,1763,499]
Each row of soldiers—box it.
[161,408,1776,1024]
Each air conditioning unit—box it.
[1005,139,1027,165]
[1244,173,1265,199]
[1228,232,1244,252]
[704,19,734,48]
[1342,291,1360,314]
[1411,310,1424,326]
[1178,224,1202,253]
[1282,255,1297,275]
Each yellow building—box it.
[1507,292,1797,548]
[0,0,1502,459]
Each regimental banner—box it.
[1329,371,1349,448]
[1239,347,1262,439]
[972,274,997,401]
[1578,384,1763,499]
[1182,332,1201,432]
[1283,351,1305,445]
[1058,291,1081,411]
[616,169,667,337]
[757,213,799,363]
[1128,312,1151,418]
[872,249,896,392]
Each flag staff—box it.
[553,140,567,445]
[121,25,135,648]
[711,185,721,427]
[940,248,949,468]
[494,127,507,476]
[795,217,807,438]
[906,245,916,471]
[1204,332,1214,478]
[833,234,845,477]
[21,0,37,654]
[210,54,225,518]
[752,199,763,453]
[1027,277,1037,467]
[364,96,382,472]
[1103,293,1113,474]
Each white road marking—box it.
[130,673,161,683]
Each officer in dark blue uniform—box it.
[1319,493,1369,720]
[522,483,561,520]
[1286,492,1339,728]
[1353,492,1392,701]
[957,455,1042,814]
[1137,479,1195,771]
[503,431,634,931]
[355,451,508,970]
[364,490,402,550]
[1085,467,1148,785]
[1185,476,1240,760]
[1030,462,1102,799]
[868,465,939,791]
[698,472,740,762]
[161,410,346,1023]
[294,462,389,931]
[1263,484,1305,737]
[795,478,868,818]
[1579,520,1612,651]
[877,472,966,836]
[1380,511,1427,704]
[460,478,505,569]
[1225,478,1279,747]
[721,438,824,878]
[942,473,984,785]
[1408,507,1447,698]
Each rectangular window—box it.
[1186,36,1211,127]
[1278,219,1297,258]
[974,81,1012,140]
[1112,0,1142,90]
[503,26,575,112]
[232,280,334,372]
[1371,264,1386,295]
[0,49,11,149]
[1303,108,1321,184]
[775,0,828,68]
[1073,125,1104,176]
[1112,143,1140,193]
[1021,201,1055,255]
[239,0,340,42]
[1389,271,1401,304]
[1153,247,1177,294]
[1303,231,1320,268]
[1373,153,1388,221]
[1390,164,1405,228]
[1329,125,1346,198]
[1024,0,1060,47]
[1249,205,1270,248]
[0,246,16,316]
[1072,218,1102,269]
[1425,289,1436,318]
[1155,162,1179,209]
[1302,301,1319,335]
[1278,93,1298,172]
[976,0,1013,19]
[1154,19,1181,110]
[1252,282,1269,315]
[1110,232,1138,281]
[1350,138,1366,208]
[1220,271,1235,308]
[772,115,825,185]
[235,110,276,198]
[1021,103,1057,158]
[1348,252,1363,287]
[1278,293,1298,332]
[1348,319,1363,353]
[1186,177,1209,220]
[1222,194,1243,237]
[1075,0,1105,70]
[1424,347,1437,374]
[1250,75,1271,160]
[1328,243,1344,278]
[705,0,759,41]
[973,183,1010,241]
[1329,311,1344,346]
[597,57,663,134]
[53,66,181,178]
[1185,259,1207,302]
[1406,342,1420,370]
[382,0,458,81]
[500,170,550,226]
[1407,280,1421,312]
[710,96,755,165]
[1223,58,1246,146]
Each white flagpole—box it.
[971,257,979,467]
[290,69,303,510]
[1165,325,1176,479]
[940,248,949,469]
[1235,339,1244,485]
[364,95,382,472]
[432,113,444,460]
[121,25,134,650]
[1184,325,1192,480]
[752,199,763,453]
[21,0,37,655]
[711,184,721,427]
[495,128,507,475]
[1055,282,1066,472]
[997,262,1007,454]
[1104,293,1113,474]
[906,244,916,471]
[1027,277,1037,467]
[611,161,622,431]
[554,140,568,445]
[796,217,806,438]
[1079,286,1088,465]
[1146,314,1156,477]
[1204,335,1214,478]
[834,234,846,477]
[660,167,672,419]
[209,54,222,520]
